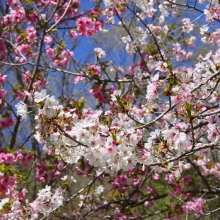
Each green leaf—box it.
[0,164,5,172]
[78,99,85,111]
[25,0,33,5]
[51,29,58,34]
[168,24,178,31]
[119,82,125,91]
[167,61,173,72]
[58,40,66,48]
[167,36,174,43]
[79,158,85,170]
[146,43,158,55]
[18,30,27,37]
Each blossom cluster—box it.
[1,0,220,219]
[31,90,144,173]
[3,186,63,219]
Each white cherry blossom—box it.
[15,101,28,121]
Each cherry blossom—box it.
[1,0,220,219]
[15,101,28,121]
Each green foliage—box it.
[146,43,158,56]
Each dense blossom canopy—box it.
[0,0,219,219]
